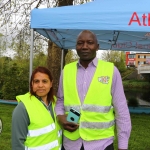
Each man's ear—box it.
[97,44,100,51]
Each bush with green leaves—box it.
[128,97,139,107]
[1,63,29,100]
[0,51,48,100]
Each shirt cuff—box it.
[118,139,128,149]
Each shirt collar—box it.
[77,57,98,68]
[35,95,51,107]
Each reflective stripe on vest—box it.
[80,120,115,129]
[25,140,58,150]
[58,129,62,137]
[64,105,81,113]
[27,123,55,137]
[65,104,114,129]
[82,104,113,113]
[65,104,113,113]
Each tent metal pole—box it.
[29,29,34,90]
[61,38,65,71]
[61,49,64,71]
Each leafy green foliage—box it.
[128,97,139,107]
[101,50,126,74]
[0,33,6,56]
[33,52,47,68]
[121,67,136,79]
[65,50,79,65]
[123,80,150,89]
[117,55,126,73]
[1,63,29,100]
[0,48,48,100]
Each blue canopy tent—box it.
[30,0,150,77]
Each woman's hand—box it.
[57,115,79,132]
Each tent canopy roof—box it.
[31,0,150,52]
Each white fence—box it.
[138,65,150,74]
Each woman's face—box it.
[32,72,52,100]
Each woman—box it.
[11,66,62,150]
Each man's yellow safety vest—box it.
[16,92,62,150]
[63,60,115,141]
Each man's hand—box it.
[57,115,79,132]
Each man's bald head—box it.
[77,30,98,44]
[75,30,99,67]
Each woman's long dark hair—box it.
[30,66,55,103]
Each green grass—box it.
[0,104,16,150]
[0,104,150,150]
[114,113,150,150]
[128,114,150,150]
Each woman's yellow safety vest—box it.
[16,92,62,150]
[63,60,115,141]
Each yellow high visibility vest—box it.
[16,92,62,150]
[63,60,115,141]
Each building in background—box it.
[126,52,150,67]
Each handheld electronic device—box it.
[67,108,80,123]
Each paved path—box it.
[137,98,150,107]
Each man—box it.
[55,30,131,150]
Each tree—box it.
[0,56,12,94]
[47,0,74,94]
[0,33,6,56]
[1,63,29,99]
[118,52,126,73]
[65,50,79,65]
[101,50,126,73]
[34,51,47,68]
[0,0,91,95]
[0,51,48,99]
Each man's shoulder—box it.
[65,61,78,67]
[98,59,114,66]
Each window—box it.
[139,56,144,58]
[146,56,150,58]
[128,54,135,58]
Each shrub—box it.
[128,97,139,107]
